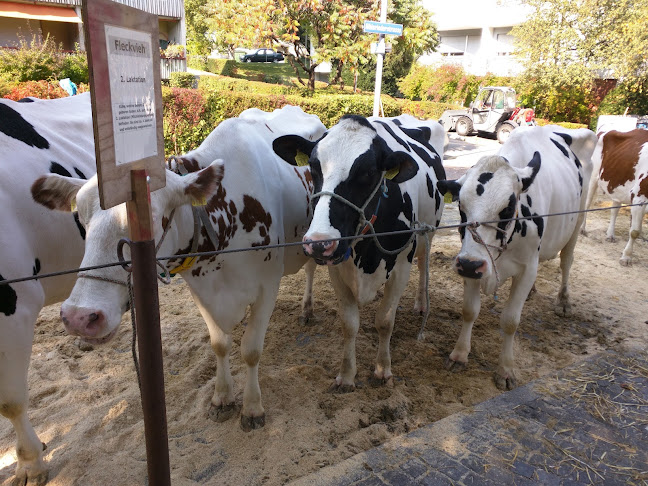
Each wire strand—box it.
[2,201,646,287]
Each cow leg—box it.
[605,205,620,242]
[446,278,481,371]
[620,204,646,266]
[413,236,430,314]
[299,259,316,325]
[372,264,411,386]
[496,265,537,390]
[239,284,279,431]
[328,267,359,392]
[0,286,48,485]
[555,218,581,317]
[580,167,599,236]
[203,317,237,424]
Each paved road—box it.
[443,133,501,180]
[290,351,648,486]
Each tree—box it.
[511,0,648,121]
[266,0,377,90]
[207,0,275,59]
[185,0,212,56]
[356,0,439,96]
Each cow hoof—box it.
[208,402,238,423]
[605,236,616,243]
[240,413,265,432]
[494,370,517,390]
[369,375,394,388]
[298,315,316,326]
[445,357,467,372]
[328,382,355,394]
[620,258,631,267]
[554,303,571,317]
[12,470,48,486]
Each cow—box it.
[437,125,597,390]
[273,114,446,391]
[581,128,648,265]
[31,105,326,435]
[0,94,95,485]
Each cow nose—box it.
[455,257,487,279]
[302,233,338,258]
[60,307,106,338]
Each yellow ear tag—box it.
[385,167,399,180]
[295,150,309,167]
[191,196,207,207]
[443,191,453,204]
[70,199,77,212]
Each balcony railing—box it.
[37,0,184,18]
[160,57,187,80]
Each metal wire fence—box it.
[1,201,646,288]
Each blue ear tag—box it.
[343,246,352,261]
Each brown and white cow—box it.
[581,128,648,265]
[0,94,95,485]
[31,105,326,434]
[438,126,597,390]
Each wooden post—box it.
[126,169,171,486]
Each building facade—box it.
[420,0,530,76]
[0,0,186,77]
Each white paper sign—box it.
[105,24,157,165]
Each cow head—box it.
[437,153,540,293]
[273,115,418,265]
[31,163,223,344]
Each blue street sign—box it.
[363,20,403,36]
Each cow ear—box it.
[383,151,419,183]
[31,174,86,211]
[517,151,541,192]
[180,160,225,207]
[272,135,319,166]
[437,179,462,203]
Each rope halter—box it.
[310,172,388,240]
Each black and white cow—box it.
[273,114,446,391]
[0,94,95,485]
[31,105,326,434]
[438,125,596,390]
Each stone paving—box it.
[290,352,648,486]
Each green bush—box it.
[162,87,212,155]
[535,119,588,130]
[59,48,89,84]
[199,75,295,95]
[399,64,513,107]
[169,72,196,89]
[0,36,88,85]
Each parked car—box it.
[241,48,284,63]
[439,86,536,144]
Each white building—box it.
[420,0,531,76]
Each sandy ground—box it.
[1,187,647,484]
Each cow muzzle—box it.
[60,306,118,344]
[455,256,487,279]
[302,233,343,265]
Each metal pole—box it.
[372,0,388,117]
[127,169,171,486]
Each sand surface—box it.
[1,195,646,485]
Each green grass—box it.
[232,60,306,85]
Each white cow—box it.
[273,114,446,391]
[438,125,596,390]
[0,94,95,485]
[31,105,326,432]
[581,128,648,265]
